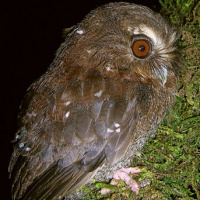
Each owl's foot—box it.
[101,166,143,195]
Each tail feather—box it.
[21,163,94,200]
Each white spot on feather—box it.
[114,123,120,128]
[76,30,84,34]
[116,128,121,133]
[25,147,31,152]
[106,66,111,71]
[107,128,114,133]
[19,143,24,148]
[15,135,19,140]
[65,101,71,106]
[94,90,103,98]
[27,112,37,118]
[65,111,70,118]
[87,50,91,54]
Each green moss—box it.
[81,1,200,199]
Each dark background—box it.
[1,0,161,199]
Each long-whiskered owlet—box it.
[9,2,182,200]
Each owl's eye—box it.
[132,39,151,59]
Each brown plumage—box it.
[9,2,181,200]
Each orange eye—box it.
[132,39,151,59]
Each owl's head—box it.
[62,2,181,87]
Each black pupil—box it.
[138,45,145,51]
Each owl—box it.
[9,2,181,200]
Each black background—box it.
[1,0,161,199]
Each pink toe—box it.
[130,179,140,194]
[112,170,140,194]
[101,188,111,195]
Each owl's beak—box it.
[154,64,168,86]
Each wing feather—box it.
[9,68,139,200]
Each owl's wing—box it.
[9,70,138,200]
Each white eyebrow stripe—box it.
[139,26,157,44]
[133,25,164,49]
